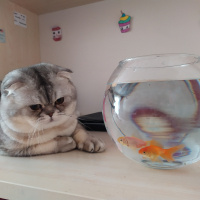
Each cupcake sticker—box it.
[118,11,131,33]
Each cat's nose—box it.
[48,112,54,117]
[44,105,55,117]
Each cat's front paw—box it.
[77,135,105,153]
[73,129,105,153]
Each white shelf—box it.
[0,131,199,200]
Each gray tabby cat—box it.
[0,63,105,156]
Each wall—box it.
[0,0,40,79]
[39,0,200,115]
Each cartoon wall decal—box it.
[118,11,131,33]
[52,26,62,41]
[0,29,6,43]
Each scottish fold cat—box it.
[0,63,105,156]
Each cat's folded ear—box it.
[56,68,73,80]
[3,81,24,96]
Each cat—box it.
[0,63,105,156]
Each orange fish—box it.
[138,142,185,162]
[118,136,150,149]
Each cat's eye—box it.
[55,97,64,105]
[30,104,42,111]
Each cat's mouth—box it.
[37,113,71,129]
[37,115,58,126]
[40,114,59,122]
[47,115,59,123]
[49,117,54,122]
[41,114,68,125]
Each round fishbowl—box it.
[103,54,200,169]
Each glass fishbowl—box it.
[103,54,200,169]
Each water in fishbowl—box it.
[103,79,200,169]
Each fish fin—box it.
[149,140,163,148]
[161,144,185,162]
[151,156,162,163]
[130,147,137,151]
[146,141,151,146]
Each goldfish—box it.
[118,136,150,149]
[138,141,185,162]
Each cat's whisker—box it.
[36,130,41,146]
[37,120,45,144]
[27,133,33,156]
[34,123,40,146]
[58,112,77,118]
[26,119,43,156]
[27,119,41,147]
[27,129,35,154]
[37,123,45,145]
[56,113,78,122]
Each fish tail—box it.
[161,144,185,162]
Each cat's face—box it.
[0,63,77,133]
